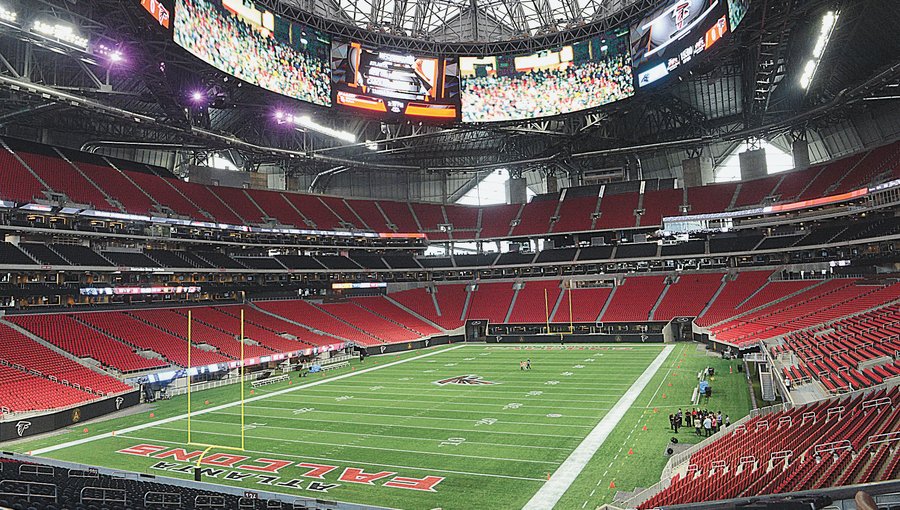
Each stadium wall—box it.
[0,390,141,442]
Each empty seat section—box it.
[685,182,737,215]
[174,181,244,224]
[77,312,230,367]
[512,196,557,236]
[444,204,480,239]
[48,244,110,266]
[316,302,423,343]
[639,390,900,509]
[345,199,386,230]
[466,282,515,323]
[411,202,446,232]
[129,308,272,359]
[390,285,467,330]
[552,195,599,233]
[125,171,203,218]
[696,271,772,327]
[382,254,421,269]
[213,305,337,348]
[596,193,639,230]
[74,162,157,214]
[146,250,205,268]
[208,186,265,223]
[19,243,70,265]
[507,281,561,323]
[733,174,781,208]
[7,314,167,373]
[102,251,160,267]
[552,287,612,323]
[736,280,819,313]
[235,256,284,269]
[640,188,683,227]
[601,275,667,321]
[0,324,132,395]
[17,152,109,208]
[196,252,245,269]
[772,165,822,202]
[254,300,382,345]
[833,143,900,193]
[275,254,325,269]
[0,243,35,265]
[284,194,343,230]
[244,189,305,226]
[0,365,98,412]
[377,200,419,232]
[319,196,359,228]
[479,204,520,238]
[653,273,723,320]
[798,153,865,200]
[350,296,441,336]
[0,148,45,202]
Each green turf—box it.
[12,342,752,510]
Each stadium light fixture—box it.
[0,4,17,24]
[31,19,89,50]
[190,90,206,103]
[800,11,838,90]
[276,111,356,143]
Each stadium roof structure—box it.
[0,0,897,188]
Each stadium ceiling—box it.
[0,0,897,179]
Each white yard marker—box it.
[31,344,466,456]
[521,345,674,510]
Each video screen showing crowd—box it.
[460,28,634,123]
[174,0,332,106]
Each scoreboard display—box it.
[630,0,730,87]
[331,40,459,123]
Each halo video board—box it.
[174,0,332,106]
[630,0,730,88]
[459,28,634,123]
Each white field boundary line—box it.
[521,345,675,510]
[30,344,467,456]
[186,417,573,450]
[645,343,688,407]
[147,425,561,464]
[119,434,547,483]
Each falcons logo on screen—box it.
[434,375,495,386]
[16,421,31,437]
[672,1,692,30]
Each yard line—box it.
[147,425,561,464]
[30,344,466,456]
[186,418,574,450]
[209,409,596,428]
[184,413,585,439]
[257,396,612,414]
[261,391,622,404]
[267,384,636,393]
[120,434,548,482]
[522,345,674,510]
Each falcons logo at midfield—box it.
[434,375,496,386]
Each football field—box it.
[8,342,750,510]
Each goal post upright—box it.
[187,309,192,445]
[240,308,245,451]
